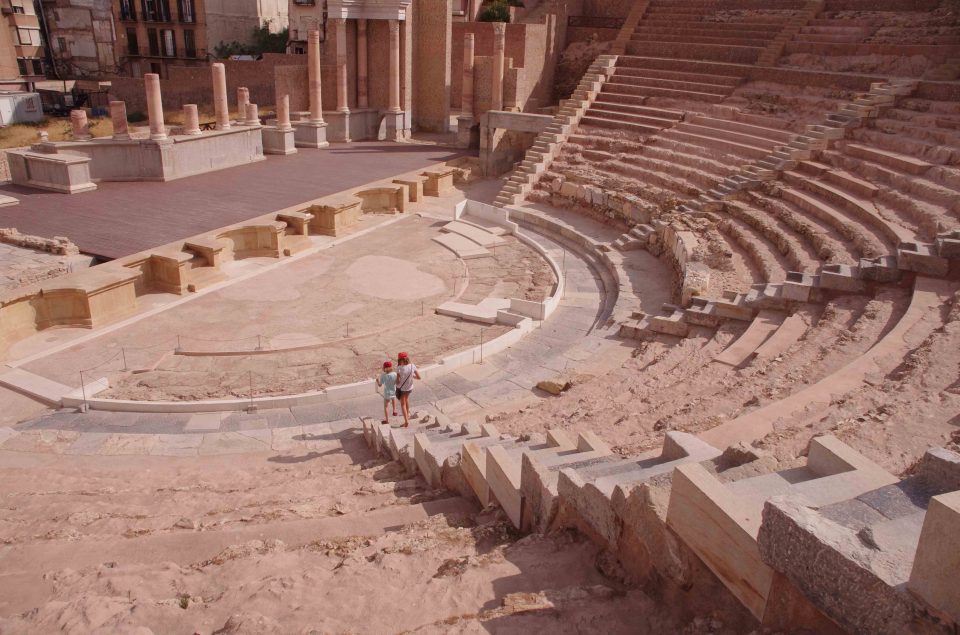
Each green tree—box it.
[214,21,289,58]
[477,0,523,22]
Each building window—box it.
[57,37,66,52]
[127,28,139,55]
[178,0,194,23]
[183,29,196,57]
[31,59,43,75]
[120,0,137,20]
[141,0,169,21]
[293,46,304,54]
[17,28,41,46]
[17,59,27,75]
[11,4,24,13]
[161,29,175,57]
[147,28,159,55]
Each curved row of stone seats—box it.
[625,0,803,64]
[557,431,721,547]
[758,447,960,634]
[700,274,956,451]
[506,206,642,326]
[602,56,746,104]
[680,77,918,216]
[667,435,900,622]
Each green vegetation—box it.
[214,21,289,58]
[477,0,524,23]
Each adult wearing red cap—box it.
[395,352,421,428]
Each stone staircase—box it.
[493,55,617,208]
[596,56,744,105]
[755,0,825,66]
[362,414,960,633]
[678,77,919,216]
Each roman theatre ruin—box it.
[0,0,959,633]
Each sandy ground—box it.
[0,432,702,635]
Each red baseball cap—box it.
[398,351,409,360]
[383,360,393,368]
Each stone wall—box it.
[108,54,303,114]
[451,20,558,114]
[413,0,453,132]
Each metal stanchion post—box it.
[78,369,88,413]
[121,347,128,371]
[246,371,257,413]
[175,335,182,353]
[480,328,484,364]
[256,335,263,351]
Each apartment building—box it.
[1,0,47,90]
[114,0,286,78]
[39,0,118,78]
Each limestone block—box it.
[393,178,425,202]
[7,150,97,194]
[559,181,578,198]
[897,242,949,277]
[935,230,960,258]
[782,271,816,302]
[305,198,363,236]
[292,121,329,149]
[908,490,960,623]
[819,263,864,292]
[420,168,456,196]
[262,126,297,155]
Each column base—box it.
[382,111,406,142]
[457,115,476,149]
[327,111,352,143]
[263,126,298,155]
[293,121,329,149]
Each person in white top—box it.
[395,351,421,428]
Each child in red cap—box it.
[395,352,420,427]
[376,360,398,425]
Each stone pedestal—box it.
[457,115,475,148]
[263,127,297,155]
[183,104,202,135]
[70,110,92,141]
[327,111,351,143]
[382,111,405,142]
[110,101,130,140]
[293,121,329,148]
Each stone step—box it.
[605,76,733,96]
[663,127,772,160]
[589,100,684,121]
[415,423,505,489]
[687,114,793,144]
[580,114,664,135]
[843,143,932,175]
[612,66,742,87]
[557,431,722,546]
[602,84,726,104]
[629,32,773,48]
[713,310,786,367]
[625,40,763,64]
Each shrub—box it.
[127,111,147,123]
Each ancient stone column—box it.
[491,22,505,111]
[308,29,325,124]
[70,109,92,140]
[462,33,475,119]
[110,101,129,139]
[245,103,260,125]
[144,73,167,140]
[277,94,292,131]
[183,104,202,135]
[237,87,250,121]
[334,18,349,113]
[357,19,369,109]
[388,20,401,113]
[212,63,230,131]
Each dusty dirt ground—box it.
[0,432,708,635]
